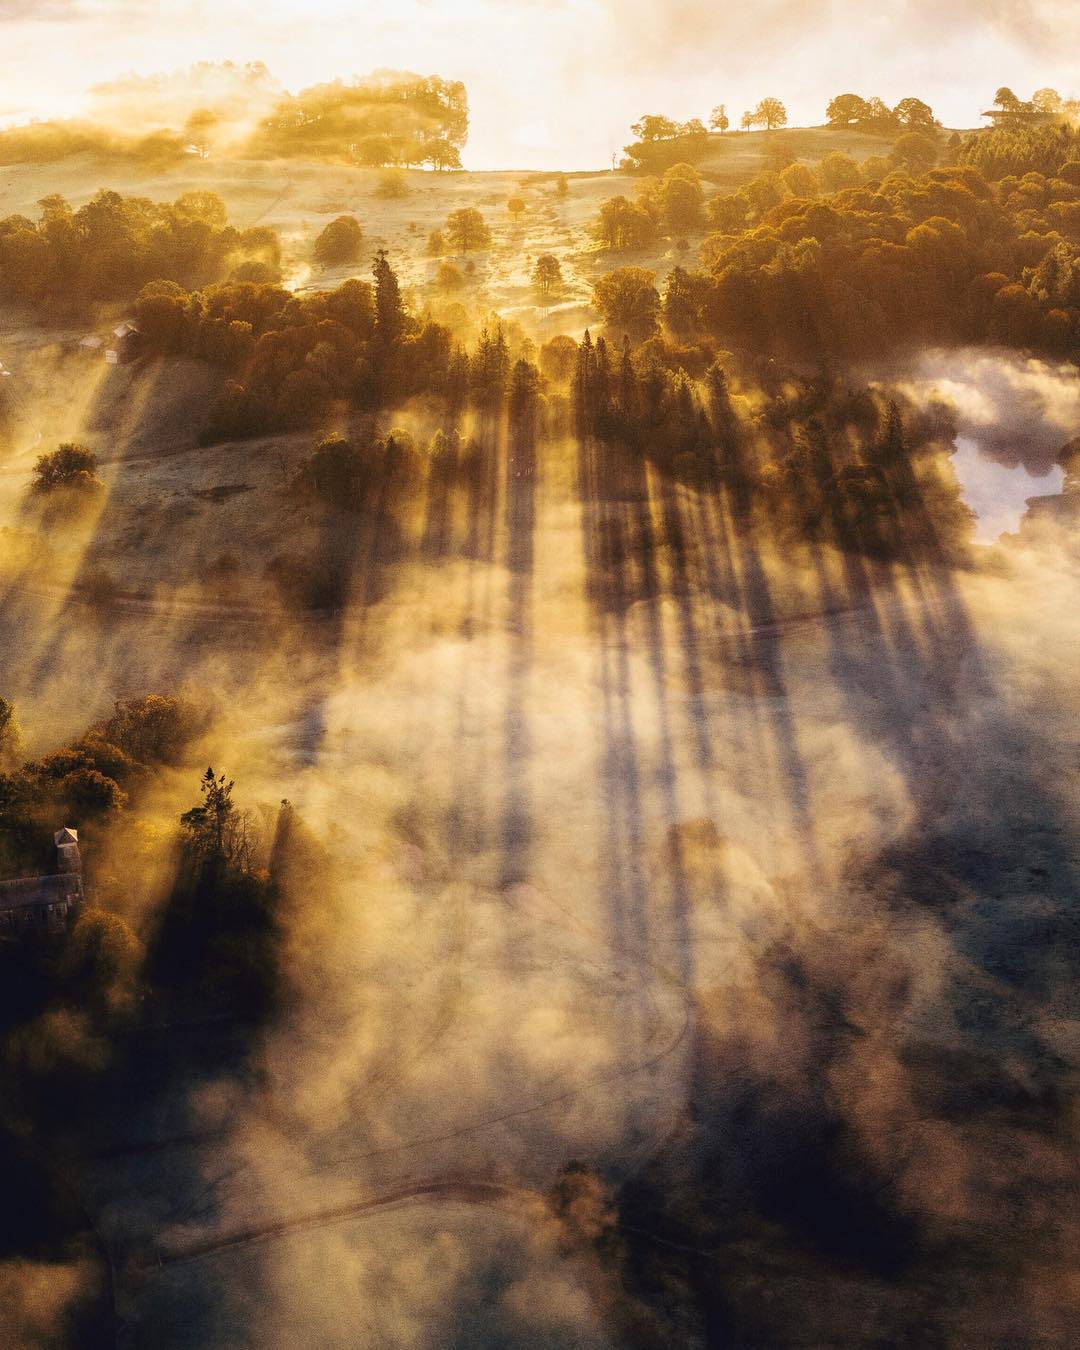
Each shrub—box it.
[436,262,466,292]
[30,444,102,496]
[374,169,409,199]
[313,215,364,267]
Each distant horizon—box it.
[0,0,1077,169]
[0,64,1024,177]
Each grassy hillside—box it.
[0,124,945,342]
[692,124,949,184]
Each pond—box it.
[952,436,1065,543]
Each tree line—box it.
[0,67,469,171]
[0,189,279,312]
[622,84,1080,175]
[589,144,1080,360]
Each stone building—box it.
[0,828,84,932]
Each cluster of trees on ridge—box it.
[250,72,467,169]
[622,84,1078,175]
[0,66,467,170]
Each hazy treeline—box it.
[622,83,1078,175]
[0,65,468,171]
[572,334,971,562]
[249,72,467,169]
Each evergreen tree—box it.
[573,329,595,429]
[373,248,405,344]
[618,335,639,436]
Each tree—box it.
[780,162,818,197]
[740,110,755,132]
[894,97,936,132]
[507,196,526,220]
[555,174,569,198]
[183,766,257,869]
[890,132,938,175]
[436,261,465,292]
[427,228,446,255]
[818,151,862,191]
[707,193,748,232]
[744,171,784,215]
[660,167,704,232]
[826,94,872,129]
[30,443,102,495]
[100,694,200,767]
[592,267,660,335]
[373,248,405,343]
[709,104,730,134]
[630,114,679,142]
[985,87,1036,129]
[312,215,363,267]
[539,334,577,384]
[662,266,698,337]
[532,253,562,300]
[755,98,788,131]
[1033,88,1063,118]
[864,97,898,130]
[445,207,491,251]
[593,196,659,250]
[426,138,462,170]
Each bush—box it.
[374,169,409,199]
[436,262,466,292]
[312,215,363,266]
[30,444,102,496]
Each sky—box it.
[0,0,1078,168]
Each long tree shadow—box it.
[499,385,537,888]
[577,429,696,991]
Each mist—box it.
[3,366,1080,1341]
[1,18,1079,1343]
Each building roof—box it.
[113,321,140,339]
[55,827,78,846]
[0,874,79,911]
